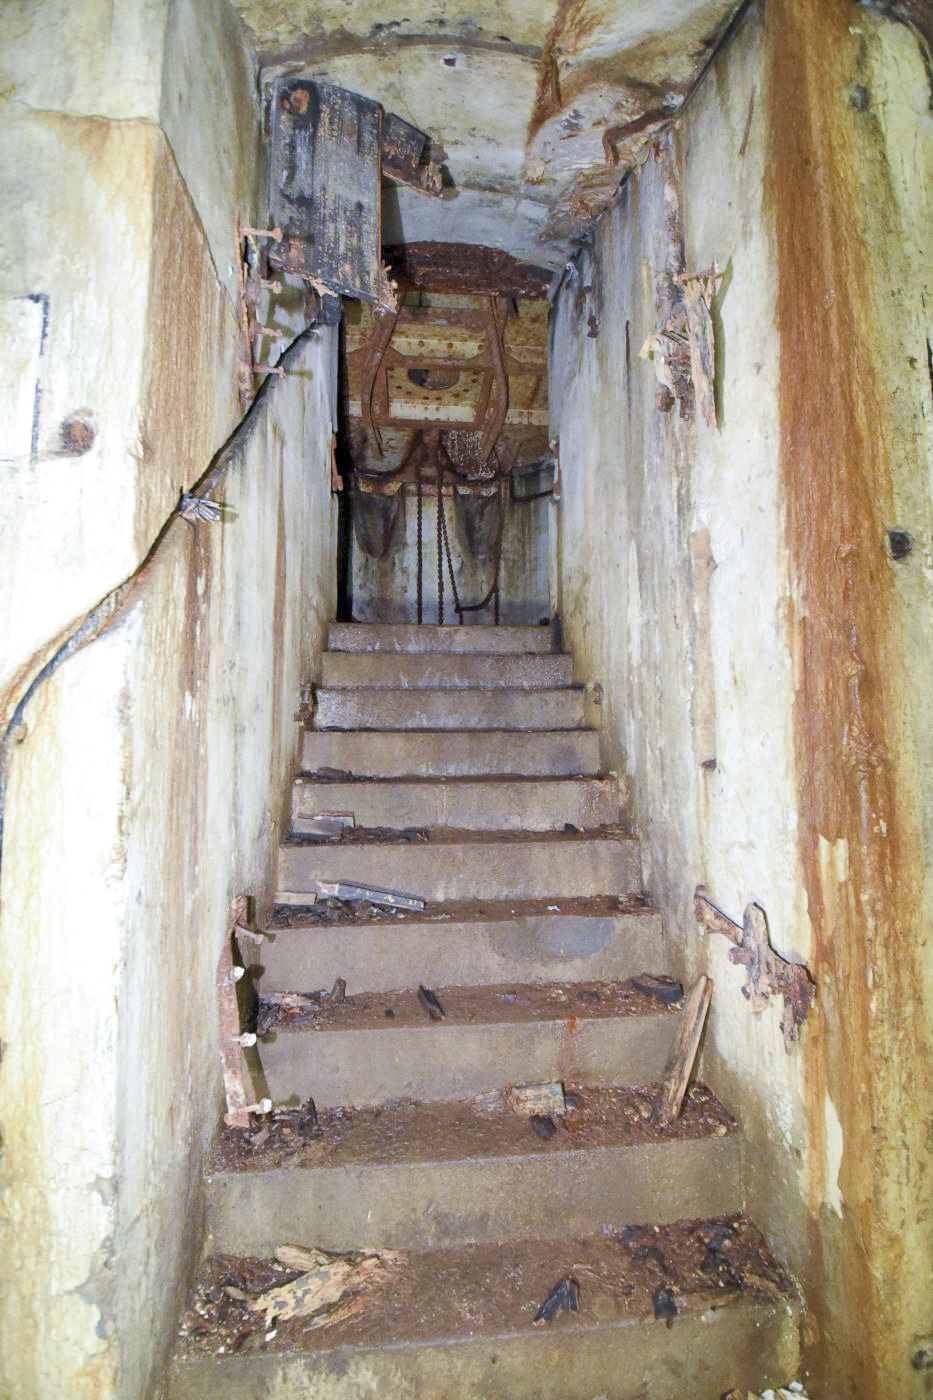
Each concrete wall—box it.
[0,2,338,1394]
[350,488,551,625]
[550,3,932,1395]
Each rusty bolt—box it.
[60,415,96,455]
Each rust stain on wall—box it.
[768,0,931,1392]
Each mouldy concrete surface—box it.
[0,0,338,1395]
[550,2,933,1394]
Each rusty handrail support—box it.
[693,885,815,1050]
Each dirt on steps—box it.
[209,1081,735,1174]
[174,1215,792,1361]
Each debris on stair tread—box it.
[507,1081,567,1117]
[245,1245,403,1328]
[269,891,654,928]
[533,1274,579,1323]
[209,1082,735,1174]
[174,1215,792,1359]
[283,822,636,846]
[416,984,445,1020]
[254,977,680,1033]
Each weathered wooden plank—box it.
[268,79,382,301]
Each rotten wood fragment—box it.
[381,112,443,196]
[248,1246,402,1327]
[694,886,816,1049]
[216,896,255,1130]
[653,975,713,1127]
[267,79,382,301]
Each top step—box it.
[328,623,555,655]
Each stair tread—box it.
[209,1082,734,1177]
[257,978,676,1035]
[282,825,635,848]
[268,893,655,929]
[173,1217,793,1365]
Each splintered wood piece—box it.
[217,896,253,1129]
[653,975,713,1126]
[250,1249,402,1326]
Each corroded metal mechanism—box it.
[342,246,550,491]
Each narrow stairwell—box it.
[168,623,799,1398]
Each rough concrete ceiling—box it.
[234,0,742,268]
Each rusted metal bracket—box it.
[216,895,268,1128]
[694,886,816,1050]
[234,215,286,408]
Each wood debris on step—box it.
[652,975,713,1126]
[246,1244,403,1329]
[277,880,425,910]
[507,1081,567,1117]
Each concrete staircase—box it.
[168,623,799,1398]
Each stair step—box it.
[328,622,555,654]
[292,775,618,832]
[255,980,674,1106]
[277,831,641,904]
[205,1085,739,1254]
[301,728,601,777]
[169,1225,799,1400]
[320,651,573,690]
[313,686,584,731]
[262,899,663,993]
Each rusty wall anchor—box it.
[694,886,815,1050]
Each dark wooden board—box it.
[268,78,382,301]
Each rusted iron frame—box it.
[233,215,286,408]
[359,303,401,456]
[478,297,510,465]
[382,242,552,299]
[693,885,816,1049]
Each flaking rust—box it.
[694,887,815,1049]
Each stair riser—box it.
[260,913,664,995]
[321,653,572,690]
[301,729,601,777]
[278,839,641,903]
[292,778,618,832]
[313,688,584,731]
[168,1301,800,1400]
[328,623,554,654]
[206,1134,740,1255]
[259,1015,672,1107]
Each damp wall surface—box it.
[549,3,932,1395]
[0,1,338,1395]
[350,488,552,625]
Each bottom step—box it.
[168,1220,799,1399]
